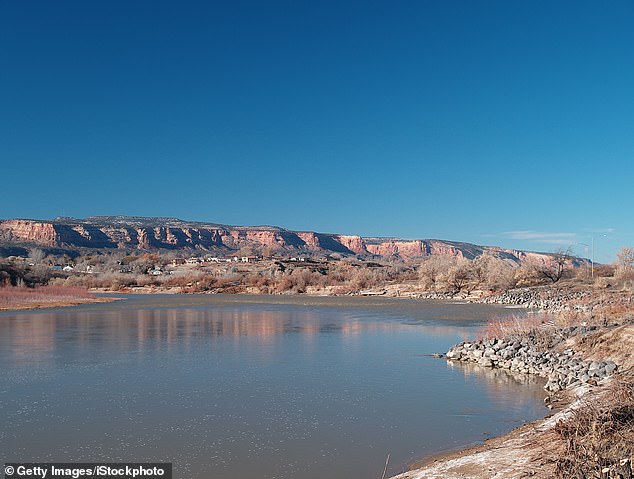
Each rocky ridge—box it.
[0,216,556,263]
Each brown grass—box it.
[0,285,95,309]
[550,375,634,478]
[478,314,562,350]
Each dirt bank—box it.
[391,314,634,478]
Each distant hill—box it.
[0,216,572,265]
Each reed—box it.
[0,285,94,308]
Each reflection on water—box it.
[0,295,546,479]
[447,360,546,425]
[1,295,494,368]
[2,309,414,368]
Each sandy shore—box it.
[391,397,574,478]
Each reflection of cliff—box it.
[2,317,57,364]
[2,307,442,366]
[0,217,538,262]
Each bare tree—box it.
[418,256,454,290]
[483,257,517,291]
[615,247,634,280]
[442,258,472,294]
[535,248,573,283]
[29,248,46,263]
[469,255,489,287]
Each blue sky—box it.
[1,1,632,262]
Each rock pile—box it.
[477,287,591,311]
[445,338,617,393]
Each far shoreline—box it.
[0,295,122,312]
[1,287,514,313]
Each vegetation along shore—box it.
[0,285,117,311]
[1,220,633,478]
[395,276,634,478]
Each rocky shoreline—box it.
[406,285,594,314]
[445,336,617,393]
[392,284,634,479]
[473,287,591,312]
[442,285,633,395]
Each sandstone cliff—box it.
[0,216,542,263]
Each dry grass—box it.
[478,293,634,352]
[550,375,634,479]
[0,285,94,309]
[478,314,561,349]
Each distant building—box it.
[241,256,260,263]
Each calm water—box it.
[0,295,547,478]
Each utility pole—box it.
[591,234,608,280]
[592,236,594,283]
[578,242,590,280]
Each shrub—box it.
[616,247,634,281]
[478,314,559,350]
[418,256,455,290]
[0,285,94,308]
[551,375,634,479]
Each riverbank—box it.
[105,283,633,478]
[392,291,634,479]
[0,285,120,311]
[4,282,632,477]
[392,383,598,478]
[0,293,544,479]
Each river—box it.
[0,294,547,478]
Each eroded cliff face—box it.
[427,240,467,259]
[335,235,368,255]
[512,250,556,266]
[366,240,429,259]
[0,221,229,251]
[0,220,61,247]
[296,232,321,249]
[0,217,520,262]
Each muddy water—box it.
[0,295,547,478]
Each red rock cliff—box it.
[0,217,525,263]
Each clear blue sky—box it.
[1,1,632,262]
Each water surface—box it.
[0,295,547,478]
